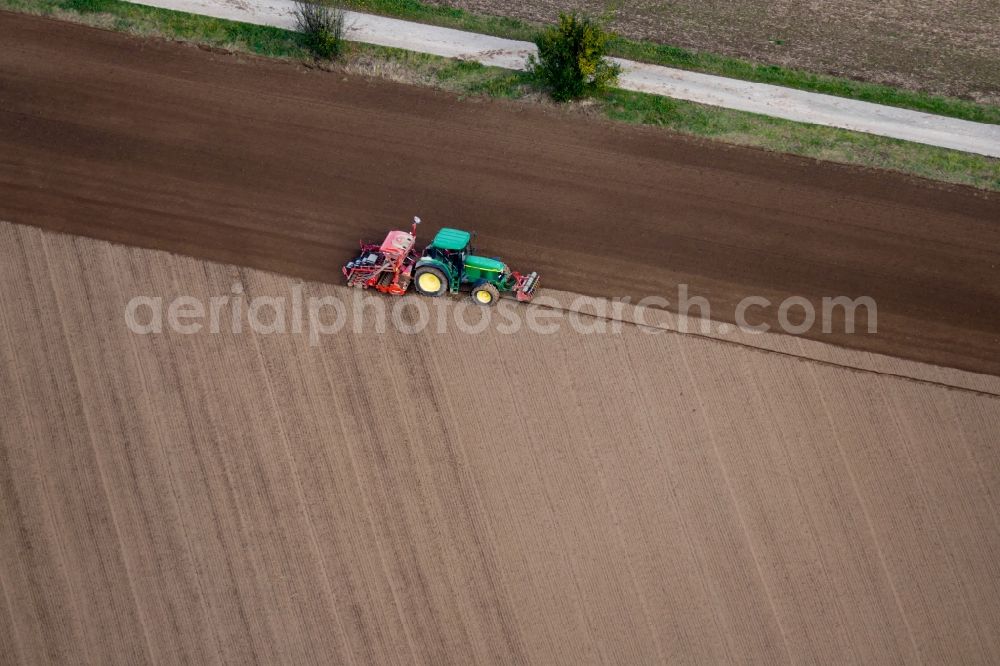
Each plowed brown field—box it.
[2,12,999,376]
[3,221,999,664]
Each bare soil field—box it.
[428,0,1000,103]
[2,13,999,377]
[2,220,1000,663]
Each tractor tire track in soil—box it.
[5,222,999,663]
[1,12,999,376]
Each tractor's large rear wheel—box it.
[414,266,447,297]
[471,282,500,306]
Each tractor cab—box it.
[420,227,472,288]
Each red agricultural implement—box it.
[342,220,421,296]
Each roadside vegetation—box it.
[293,0,345,59]
[528,13,619,102]
[3,0,998,191]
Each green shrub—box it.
[293,0,345,59]
[528,13,621,102]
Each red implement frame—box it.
[342,222,420,296]
[513,271,540,302]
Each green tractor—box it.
[412,227,539,306]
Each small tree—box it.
[293,0,345,60]
[528,13,621,102]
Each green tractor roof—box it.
[430,228,471,251]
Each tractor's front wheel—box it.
[471,282,500,306]
[414,266,447,297]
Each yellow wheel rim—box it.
[418,272,441,293]
[475,289,493,304]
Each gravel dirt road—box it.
[3,221,999,664]
[2,12,998,376]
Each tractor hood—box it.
[464,255,507,274]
